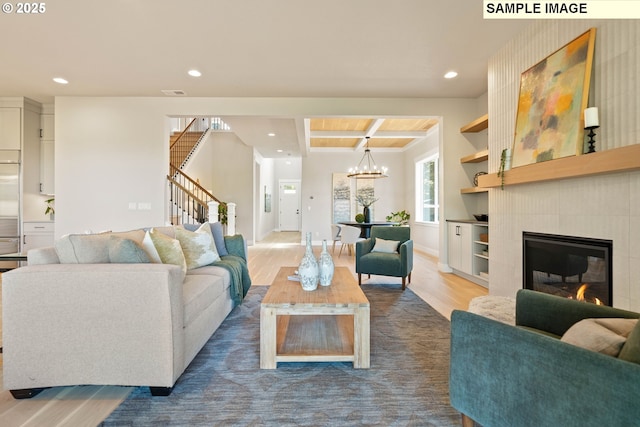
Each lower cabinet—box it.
[22,221,54,253]
[448,221,488,287]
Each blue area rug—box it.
[103,284,459,426]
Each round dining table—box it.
[338,221,398,238]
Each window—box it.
[415,154,439,223]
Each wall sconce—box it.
[584,107,599,153]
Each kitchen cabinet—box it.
[40,112,55,194]
[0,107,21,150]
[448,222,472,275]
[448,220,488,287]
[22,221,54,253]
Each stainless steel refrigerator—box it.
[0,151,20,271]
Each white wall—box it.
[403,125,440,256]
[56,97,169,236]
[54,97,480,259]
[182,130,254,240]
[488,20,640,311]
[301,151,406,243]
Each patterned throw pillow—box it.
[175,223,220,270]
[148,228,187,273]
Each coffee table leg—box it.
[260,306,277,369]
[353,306,370,368]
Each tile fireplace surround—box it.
[486,20,640,311]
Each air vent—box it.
[161,90,187,96]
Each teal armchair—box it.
[355,226,413,290]
[450,289,640,427]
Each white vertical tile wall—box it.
[488,20,640,310]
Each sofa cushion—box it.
[148,228,187,273]
[182,274,229,327]
[187,265,231,288]
[175,223,220,270]
[619,319,640,364]
[561,318,638,357]
[108,236,151,263]
[55,230,146,264]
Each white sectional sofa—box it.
[2,222,250,398]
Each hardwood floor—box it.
[0,231,486,426]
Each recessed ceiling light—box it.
[53,77,68,84]
[268,133,276,137]
[188,69,202,77]
[444,71,458,79]
[276,149,283,153]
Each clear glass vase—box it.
[318,240,334,286]
[298,232,319,291]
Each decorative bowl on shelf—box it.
[473,214,489,222]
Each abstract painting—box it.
[332,173,351,223]
[511,28,596,168]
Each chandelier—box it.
[347,137,388,179]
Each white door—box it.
[279,180,300,231]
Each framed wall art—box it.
[511,28,596,168]
[332,173,351,223]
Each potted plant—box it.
[45,197,55,220]
[386,210,410,226]
[497,148,512,190]
[218,203,228,225]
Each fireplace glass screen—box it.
[523,232,612,306]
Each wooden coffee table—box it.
[260,266,370,369]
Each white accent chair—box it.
[338,225,363,256]
[331,224,342,253]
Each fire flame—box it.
[574,284,603,305]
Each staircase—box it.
[167,118,236,233]
[169,118,210,170]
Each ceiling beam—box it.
[309,130,429,139]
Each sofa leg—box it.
[461,413,475,427]
[358,273,362,286]
[401,277,406,290]
[149,386,173,396]
[10,388,45,399]
[408,272,412,283]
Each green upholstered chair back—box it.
[370,226,410,243]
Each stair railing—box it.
[166,166,236,234]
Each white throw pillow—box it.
[141,230,162,263]
[371,238,401,254]
[561,318,638,357]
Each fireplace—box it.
[523,232,612,306]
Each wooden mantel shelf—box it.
[477,144,640,188]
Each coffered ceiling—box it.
[308,117,439,151]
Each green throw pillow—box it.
[108,236,151,263]
[175,223,220,270]
[148,228,187,273]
